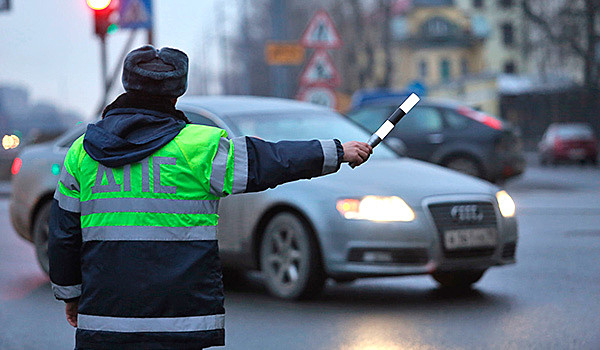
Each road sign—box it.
[300,10,342,49]
[0,0,10,12]
[119,0,152,29]
[265,42,305,65]
[299,50,341,87]
[297,86,337,109]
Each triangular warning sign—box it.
[300,10,343,49]
[299,50,341,87]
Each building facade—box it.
[389,0,499,113]
[455,0,526,75]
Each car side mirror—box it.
[385,137,407,156]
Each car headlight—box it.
[496,190,516,217]
[336,196,415,222]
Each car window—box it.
[397,107,443,133]
[555,125,594,139]
[346,106,393,132]
[444,109,471,129]
[235,111,398,159]
[184,111,218,127]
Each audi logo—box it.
[450,205,483,223]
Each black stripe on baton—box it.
[366,93,421,148]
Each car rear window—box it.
[444,109,472,129]
[555,125,594,139]
[396,107,443,133]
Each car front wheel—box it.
[431,269,486,289]
[442,156,484,179]
[33,201,52,275]
[259,212,325,300]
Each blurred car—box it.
[346,95,525,183]
[538,122,598,166]
[10,96,518,300]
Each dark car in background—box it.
[538,122,598,166]
[346,95,525,183]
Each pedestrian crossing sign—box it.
[299,50,341,87]
[300,10,343,49]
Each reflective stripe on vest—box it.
[80,198,218,216]
[77,314,225,333]
[51,283,82,300]
[81,225,217,242]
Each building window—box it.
[425,17,451,37]
[499,0,513,9]
[440,58,451,82]
[419,60,428,78]
[501,23,514,46]
[461,58,469,76]
[473,0,484,8]
[504,61,517,73]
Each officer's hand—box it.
[342,141,373,167]
[65,300,79,328]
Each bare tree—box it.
[226,0,392,97]
[522,0,600,89]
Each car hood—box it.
[276,158,497,206]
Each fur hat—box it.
[122,45,189,98]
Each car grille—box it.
[502,241,517,259]
[347,248,429,265]
[428,202,498,259]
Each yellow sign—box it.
[265,42,305,65]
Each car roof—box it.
[549,122,592,128]
[178,95,332,118]
[348,96,465,111]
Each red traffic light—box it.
[87,0,117,37]
[87,0,112,11]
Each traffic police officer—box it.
[49,45,372,349]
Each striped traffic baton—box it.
[366,93,421,148]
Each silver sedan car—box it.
[10,96,518,300]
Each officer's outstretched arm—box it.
[243,137,343,193]
[209,136,372,197]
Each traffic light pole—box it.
[100,34,108,100]
[147,28,154,46]
[95,30,138,116]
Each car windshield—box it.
[555,125,594,139]
[233,111,398,159]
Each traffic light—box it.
[87,0,117,37]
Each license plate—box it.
[444,228,497,250]
[568,149,586,159]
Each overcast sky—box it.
[0,0,226,119]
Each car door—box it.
[391,106,444,161]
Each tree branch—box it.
[522,0,586,58]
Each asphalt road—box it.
[1,162,599,350]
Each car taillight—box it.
[11,157,22,175]
[554,137,563,149]
[457,106,503,130]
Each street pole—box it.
[147,28,154,46]
[270,0,289,98]
[99,34,108,113]
[95,30,138,116]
